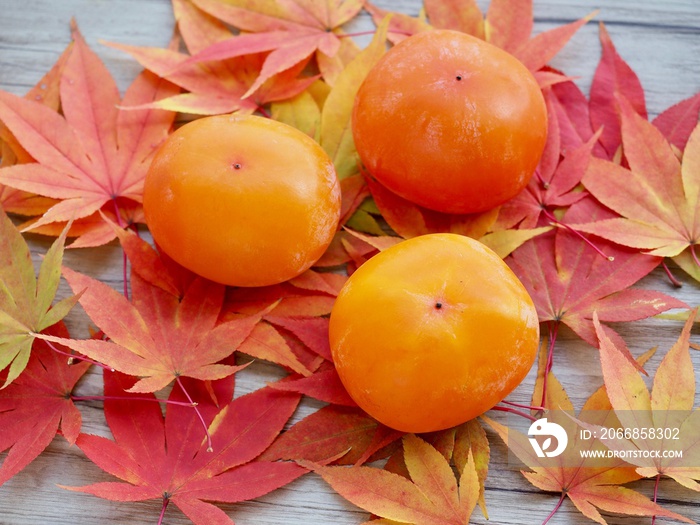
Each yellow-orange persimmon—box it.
[143,114,341,287]
[329,233,539,433]
[352,29,547,215]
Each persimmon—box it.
[352,29,548,215]
[328,233,539,433]
[143,114,341,287]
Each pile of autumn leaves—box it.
[0,1,699,524]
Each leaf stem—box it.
[661,259,683,288]
[651,474,661,525]
[502,399,546,412]
[176,376,213,452]
[690,244,700,268]
[157,496,169,525]
[71,394,196,408]
[491,405,538,422]
[542,208,614,261]
[44,339,113,371]
[539,322,559,410]
[111,197,130,300]
[338,29,377,38]
[542,491,566,524]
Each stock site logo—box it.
[528,418,568,458]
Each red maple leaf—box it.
[63,371,305,524]
[652,92,700,152]
[547,76,604,154]
[218,269,346,374]
[34,229,262,394]
[366,0,595,74]
[0,323,90,486]
[261,403,403,466]
[589,23,647,159]
[495,124,600,230]
[507,198,687,374]
[0,23,178,247]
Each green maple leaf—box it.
[0,207,78,387]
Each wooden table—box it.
[1,1,699,524]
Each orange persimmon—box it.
[329,233,539,433]
[143,114,341,287]
[352,29,548,214]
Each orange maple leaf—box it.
[180,0,363,93]
[576,97,700,281]
[580,311,700,495]
[307,434,480,525]
[0,24,178,247]
[108,0,318,116]
[0,43,70,216]
[483,336,693,525]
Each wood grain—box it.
[1,1,699,524]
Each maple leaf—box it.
[365,176,498,239]
[0,43,71,217]
[367,0,595,74]
[507,198,688,370]
[0,24,178,247]
[364,176,551,258]
[0,209,78,387]
[271,88,324,138]
[182,0,364,94]
[261,404,401,466]
[0,323,90,486]
[315,228,382,271]
[215,269,346,374]
[223,273,341,317]
[269,361,357,406]
[576,98,700,280]
[317,228,401,272]
[381,419,492,519]
[653,92,700,153]
[482,346,693,525]
[63,371,306,524]
[306,434,480,525]
[589,23,647,159]
[36,259,260,393]
[318,14,390,180]
[547,76,605,155]
[116,225,339,382]
[495,124,600,230]
[579,311,700,496]
[172,0,233,54]
[107,0,318,118]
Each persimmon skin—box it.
[143,114,341,287]
[329,233,539,433]
[352,29,548,214]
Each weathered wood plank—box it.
[0,1,699,524]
